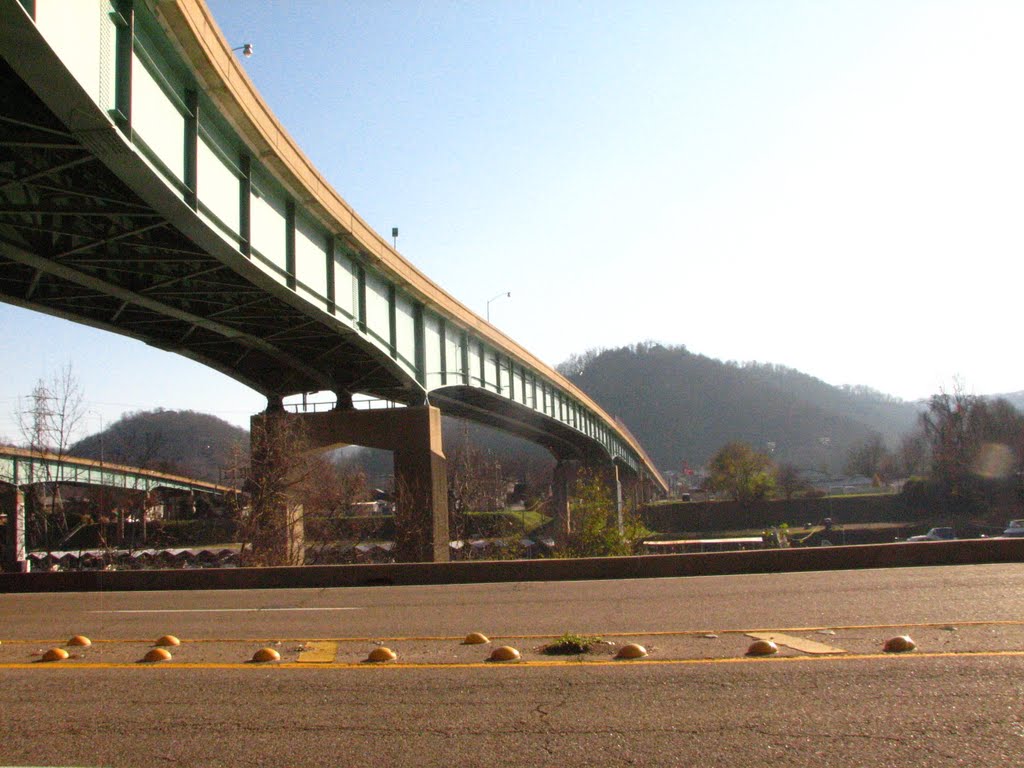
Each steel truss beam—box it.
[0,57,409,403]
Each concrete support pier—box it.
[248,414,308,566]
[1,485,28,573]
[551,459,580,546]
[260,405,449,564]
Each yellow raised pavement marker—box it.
[41,647,69,662]
[883,635,917,653]
[746,632,846,655]
[252,647,281,663]
[746,639,779,657]
[67,635,92,647]
[366,647,397,663]
[488,646,521,662]
[463,632,490,645]
[615,643,649,660]
[297,641,338,663]
[143,648,172,662]
[155,635,181,647]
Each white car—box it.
[1000,520,1024,538]
[907,527,956,542]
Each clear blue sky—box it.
[3,0,1022,443]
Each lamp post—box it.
[231,43,253,57]
[486,291,510,323]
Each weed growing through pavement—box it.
[543,633,603,655]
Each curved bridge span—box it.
[0,0,666,562]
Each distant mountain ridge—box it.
[560,343,924,472]
[65,357,1020,481]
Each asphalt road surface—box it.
[2,563,1023,766]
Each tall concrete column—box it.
[248,412,306,566]
[2,485,28,573]
[551,459,579,546]
[391,407,449,563]
[613,463,624,535]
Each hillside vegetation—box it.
[71,409,248,483]
[65,345,997,482]
[559,343,922,472]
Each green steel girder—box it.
[0,58,408,402]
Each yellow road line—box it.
[2,619,1022,645]
[1,649,1023,671]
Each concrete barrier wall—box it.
[640,495,913,533]
[2,538,1023,593]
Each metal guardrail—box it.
[283,397,405,414]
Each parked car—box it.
[1000,520,1024,538]
[907,527,956,542]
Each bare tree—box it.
[897,431,929,477]
[15,364,85,552]
[234,414,313,567]
[919,382,1024,515]
[774,462,808,500]
[844,433,888,479]
[228,414,379,567]
[446,426,506,539]
[300,457,371,564]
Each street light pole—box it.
[486,291,510,323]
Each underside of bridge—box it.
[0,57,415,405]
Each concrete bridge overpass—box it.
[0,0,667,564]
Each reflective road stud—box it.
[746,639,779,656]
[41,648,69,662]
[143,648,172,662]
[367,647,397,663]
[488,646,521,662]
[883,635,917,653]
[252,648,281,663]
[615,643,649,660]
[67,635,92,647]
[463,632,490,645]
[155,635,181,647]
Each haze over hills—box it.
[559,343,925,473]
[63,345,1019,481]
[998,392,1024,414]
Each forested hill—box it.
[64,346,933,481]
[71,409,248,483]
[559,344,923,472]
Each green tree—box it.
[708,441,775,503]
[563,469,649,558]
